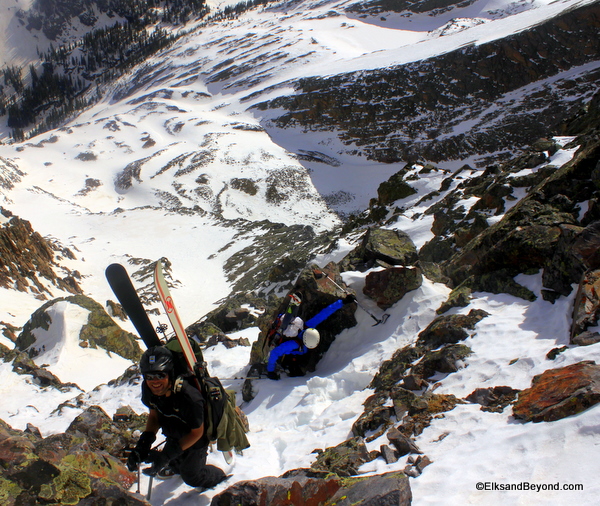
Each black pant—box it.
[171,445,227,489]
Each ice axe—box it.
[313,269,390,326]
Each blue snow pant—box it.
[267,339,307,372]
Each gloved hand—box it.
[267,371,280,380]
[145,439,183,475]
[343,294,357,305]
[126,431,156,472]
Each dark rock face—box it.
[0,208,82,297]
[571,268,600,341]
[363,266,423,309]
[433,136,600,302]
[513,361,600,422]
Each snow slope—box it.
[0,0,599,504]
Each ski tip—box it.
[106,263,125,274]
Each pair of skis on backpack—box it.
[106,260,237,463]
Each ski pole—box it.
[313,270,390,326]
[136,464,141,494]
[147,473,154,501]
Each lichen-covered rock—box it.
[311,437,372,477]
[15,296,142,362]
[513,361,600,422]
[340,228,418,272]
[211,470,411,506]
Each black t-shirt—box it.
[141,378,208,447]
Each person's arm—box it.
[305,299,345,328]
[178,425,204,451]
[145,408,160,435]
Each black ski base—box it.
[106,263,161,349]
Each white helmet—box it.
[303,328,320,349]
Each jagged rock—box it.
[211,470,411,506]
[436,285,472,314]
[401,374,428,391]
[193,292,266,335]
[0,208,82,297]
[404,455,433,478]
[351,402,394,438]
[412,344,472,379]
[572,331,600,347]
[380,444,399,464]
[391,389,463,437]
[310,437,372,477]
[5,349,69,389]
[369,345,424,392]
[65,406,131,457]
[416,309,489,350]
[363,266,423,309]
[204,333,251,349]
[443,137,600,297]
[0,416,141,505]
[513,361,600,422]
[571,268,600,342]
[465,386,520,413]
[339,228,418,272]
[386,427,421,457]
[571,221,600,270]
[376,169,418,205]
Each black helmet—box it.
[140,346,174,375]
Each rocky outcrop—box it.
[212,469,412,506]
[363,265,423,310]
[422,133,600,303]
[0,208,82,298]
[513,361,600,422]
[15,295,142,362]
[0,407,145,505]
[340,228,418,272]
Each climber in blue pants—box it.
[266,295,355,380]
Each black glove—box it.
[126,431,156,472]
[267,371,280,380]
[343,294,357,305]
[146,439,183,475]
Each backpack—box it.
[165,337,250,455]
[266,292,302,347]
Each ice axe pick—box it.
[313,270,390,326]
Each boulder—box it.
[466,386,520,413]
[363,266,423,309]
[571,268,600,342]
[310,437,372,477]
[513,361,600,422]
[0,416,142,505]
[15,296,142,362]
[340,228,418,272]
[211,470,412,506]
[416,309,489,350]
